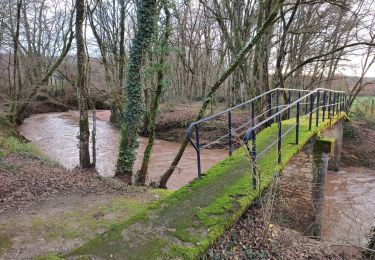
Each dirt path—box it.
[0,184,167,259]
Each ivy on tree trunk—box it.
[116,0,157,182]
[135,4,171,186]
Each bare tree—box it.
[76,0,91,168]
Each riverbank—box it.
[1,117,115,213]
[341,120,375,169]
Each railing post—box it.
[251,129,257,190]
[340,93,343,113]
[195,125,202,177]
[345,96,349,112]
[322,91,326,122]
[277,111,282,164]
[332,92,336,116]
[287,91,291,119]
[268,93,272,125]
[305,96,308,114]
[276,89,280,113]
[251,101,255,127]
[296,92,300,145]
[309,93,314,130]
[342,93,345,112]
[316,90,320,127]
[228,111,232,156]
[328,91,332,117]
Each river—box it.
[322,166,375,247]
[19,111,228,190]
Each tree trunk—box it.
[116,0,157,182]
[9,0,22,124]
[136,6,171,186]
[76,0,91,168]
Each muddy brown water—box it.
[322,167,375,247]
[19,111,227,190]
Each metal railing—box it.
[187,88,348,186]
[244,88,347,189]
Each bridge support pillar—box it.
[322,120,343,171]
[272,118,344,238]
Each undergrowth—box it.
[350,96,375,129]
[343,121,359,139]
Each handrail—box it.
[186,87,348,180]
[244,88,344,142]
[188,87,309,131]
[244,88,347,189]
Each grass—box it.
[1,137,42,157]
[62,112,345,259]
[0,115,59,168]
[349,96,375,128]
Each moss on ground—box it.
[0,235,11,256]
[33,253,64,260]
[62,113,345,259]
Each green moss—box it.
[39,196,152,241]
[65,112,346,259]
[0,235,11,256]
[315,138,334,154]
[33,253,64,260]
[150,188,173,198]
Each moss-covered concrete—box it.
[56,113,346,259]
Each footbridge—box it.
[64,88,347,259]
[187,87,347,188]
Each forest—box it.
[1,0,374,187]
[1,0,375,258]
